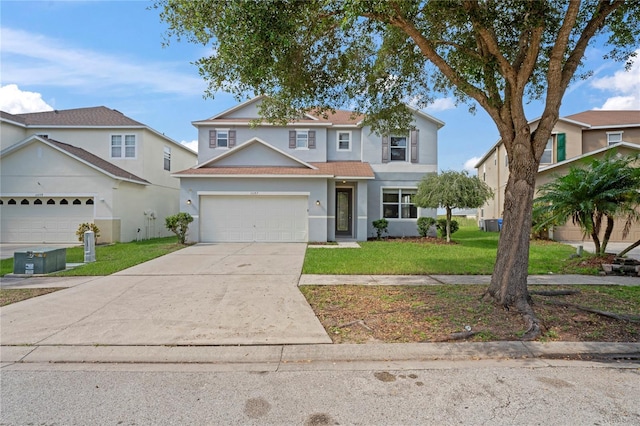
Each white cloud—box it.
[424,97,456,112]
[0,27,206,96]
[463,156,482,171]
[0,84,53,113]
[181,140,198,152]
[591,49,640,110]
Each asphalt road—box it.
[1,360,638,425]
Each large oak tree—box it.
[156,0,639,339]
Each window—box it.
[540,138,553,164]
[8,199,16,205]
[494,152,497,165]
[34,199,42,205]
[390,135,408,161]
[47,199,55,205]
[337,131,351,151]
[217,130,229,148]
[383,188,417,219]
[111,134,136,158]
[296,130,308,148]
[21,199,29,205]
[483,165,486,181]
[607,132,623,146]
[73,199,81,205]
[163,146,171,171]
[60,199,68,205]
[86,199,94,205]
[504,153,509,167]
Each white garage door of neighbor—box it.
[200,195,308,242]
[1,202,94,243]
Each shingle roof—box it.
[0,111,27,124]
[564,110,640,127]
[9,106,146,127]
[174,161,375,178]
[201,109,364,126]
[45,138,149,184]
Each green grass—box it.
[303,226,577,275]
[1,237,186,277]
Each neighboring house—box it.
[0,107,197,244]
[475,110,640,242]
[173,96,444,242]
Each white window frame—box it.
[504,153,509,167]
[163,146,171,171]
[296,130,309,149]
[390,134,408,162]
[607,131,623,146]
[540,137,553,164]
[337,131,352,151]
[111,134,137,159]
[381,188,418,220]
[216,129,229,149]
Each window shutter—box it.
[228,130,236,148]
[410,129,419,163]
[556,133,566,162]
[381,135,389,163]
[308,130,316,149]
[289,130,296,149]
[209,130,217,148]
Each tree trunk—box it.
[600,214,615,255]
[485,132,540,340]
[445,206,452,243]
[591,212,602,255]
[618,238,640,258]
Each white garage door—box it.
[200,195,308,242]
[0,198,94,243]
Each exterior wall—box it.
[197,125,329,164]
[326,128,362,162]
[325,179,369,241]
[0,121,27,151]
[582,127,640,153]
[179,177,329,242]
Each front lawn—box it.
[303,227,578,275]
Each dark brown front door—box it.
[335,188,353,237]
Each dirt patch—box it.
[300,285,640,343]
[0,288,63,306]
[368,236,457,245]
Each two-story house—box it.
[476,109,640,242]
[0,107,197,243]
[174,96,444,242]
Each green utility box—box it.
[13,248,67,275]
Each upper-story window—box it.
[382,188,417,219]
[540,138,553,164]
[163,146,171,171]
[607,131,623,146]
[111,134,136,158]
[390,134,408,161]
[288,130,316,149]
[209,129,236,149]
[217,130,229,148]
[337,131,351,151]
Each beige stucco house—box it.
[475,110,640,242]
[0,107,197,243]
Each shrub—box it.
[417,217,437,237]
[76,223,100,243]
[372,218,389,240]
[165,212,194,244]
[436,218,459,238]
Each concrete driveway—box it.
[1,243,331,346]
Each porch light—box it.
[186,199,192,205]
[315,200,321,206]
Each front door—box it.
[335,188,353,237]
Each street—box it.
[2,360,638,425]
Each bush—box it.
[436,219,459,238]
[76,223,100,243]
[417,217,437,237]
[372,218,389,240]
[165,212,194,244]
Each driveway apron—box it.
[0,243,331,346]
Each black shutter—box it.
[289,130,296,149]
[308,130,316,149]
[410,129,419,163]
[228,130,236,148]
[209,130,217,148]
[381,135,389,163]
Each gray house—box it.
[174,96,443,242]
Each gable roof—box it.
[564,110,640,128]
[174,161,375,179]
[195,137,318,170]
[1,135,149,185]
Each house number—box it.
[250,191,259,195]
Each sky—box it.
[2,1,639,172]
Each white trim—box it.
[309,215,329,219]
[194,137,318,170]
[591,123,640,130]
[109,133,138,160]
[206,95,266,120]
[198,191,310,197]
[192,120,332,127]
[176,174,333,179]
[336,130,352,152]
[334,175,375,180]
[606,130,623,146]
[357,216,368,220]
